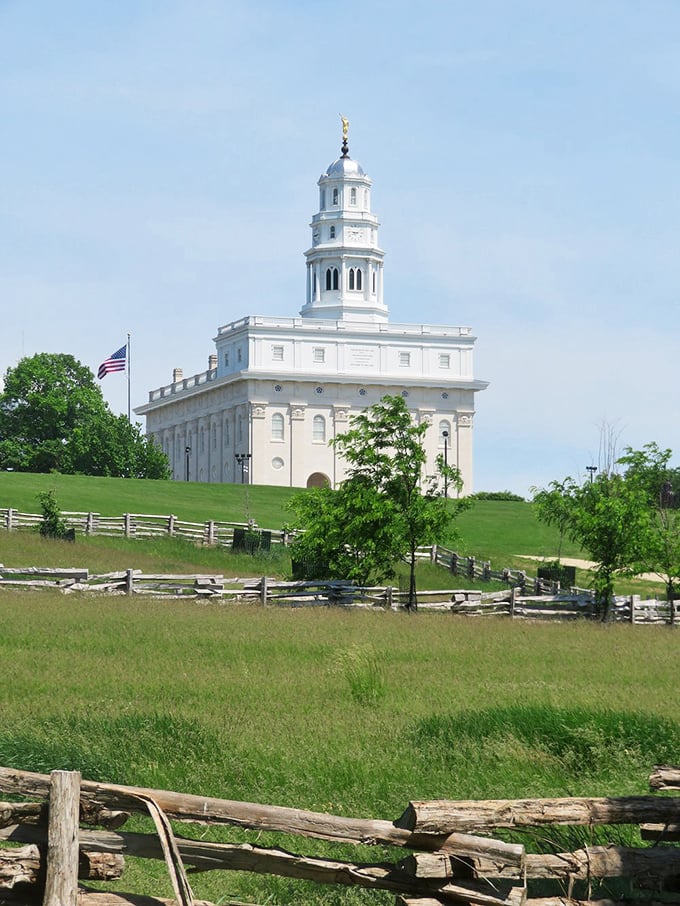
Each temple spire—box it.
[340,113,349,158]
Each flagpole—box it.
[127,332,131,424]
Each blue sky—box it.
[2,0,679,496]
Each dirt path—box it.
[515,555,661,582]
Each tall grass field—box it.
[0,473,676,903]
[1,592,679,905]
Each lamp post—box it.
[235,452,251,484]
[586,465,597,483]
[442,430,449,498]
[184,446,191,482]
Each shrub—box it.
[37,490,68,539]
[470,490,526,502]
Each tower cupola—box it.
[301,117,387,323]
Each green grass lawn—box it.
[1,593,679,905]
[0,474,675,904]
[0,471,666,596]
[0,471,299,527]
[0,470,579,560]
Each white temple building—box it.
[136,124,488,492]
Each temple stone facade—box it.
[136,126,488,492]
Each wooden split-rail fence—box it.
[2,765,680,905]
[0,566,673,623]
[0,506,569,591]
[0,507,287,546]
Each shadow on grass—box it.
[0,712,226,790]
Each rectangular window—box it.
[272,345,284,361]
[237,348,242,363]
[439,354,450,369]
[224,351,229,367]
[313,347,325,364]
[399,352,411,367]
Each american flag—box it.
[97,345,127,379]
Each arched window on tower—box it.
[350,187,357,205]
[312,272,317,294]
[325,268,332,291]
[312,415,326,443]
[329,226,335,239]
[332,267,339,290]
[348,268,362,291]
[372,269,376,293]
[332,188,338,205]
[272,413,284,442]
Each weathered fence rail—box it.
[0,565,672,622]
[2,765,680,905]
[0,508,287,547]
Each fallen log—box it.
[348,843,680,884]
[641,823,680,842]
[525,846,680,881]
[0,845,124,890]
[0,802,44,828]
[0,767,521,860]
[396,796,680,834]
[649,765,680,790]
[0,824,523,903]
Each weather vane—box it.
[340,113,349,142]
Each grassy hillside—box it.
[1,471,664,594]
[0,471,578,561]
[0,471,298,528]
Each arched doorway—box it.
[306,472,330,489]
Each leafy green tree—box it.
[533,471,650,620]
[37,489,67,538]
[289,395,468,607]
[618,443,680,624]
[68,412,170,479]
[0,353,169,479]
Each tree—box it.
[289,395,468,607]
[37,489,67,539]
[533,470,650,620]
[618,443,680,624]
[68,412,170,479]
[0,353,170,479]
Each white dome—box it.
[324,156,366,178]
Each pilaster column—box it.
[250,402,267,486]
[289,403,307,487]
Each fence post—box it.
[124,513,132,538]
[451,552,458,576]
[125,569,134,595]
[260,575,268,605]
[430,544,437,564]
[510,586,516,619]
[385,586,393,609]
[468,556,475,579]
[168,514,176,536]
[43,769,81,906]
[206,520,216,545]
[86,512,95,535]
[6,508,15,531]
[630,594,636,625]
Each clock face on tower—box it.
[347,227,365,242]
